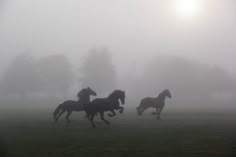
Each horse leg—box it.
[119,107,124,113]
[137,105,147,116]
[65,111,72,123]
[108,110,116,117]
[84,114,88,119]
[155,107,159,119]
[89,113,96,128]
[137,106,142,115]
[139,107,147,116]
[157,107,164,120]
[151,107,158,115]
[100,112,110,125]
[55,109,65,122]
[156,108,162,120]
[84,110,90,119]
[136,106,141,113]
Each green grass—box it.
[0,109,236,157]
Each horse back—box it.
[62,100,84,110]
[92,98,109,104]
[63,100,79,106]
[140,97,156,107]
[64,100,77,103]
[84,98,112,112]
[92,98,111,109]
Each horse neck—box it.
[156,93,167,102]
[108,93,119,103]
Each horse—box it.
[84,90,125,128]
[53,87,96,123]
[136,89,171,119]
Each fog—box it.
[0,0,236,110]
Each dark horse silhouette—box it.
[136,89,171,119]
[84,90,125,128]
[53,87,96,123]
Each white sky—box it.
[0,0,236,76]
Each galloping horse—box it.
[53,87,96,123]
[84,90,125,128]
[136,89,171,119]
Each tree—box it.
[37,54,74,97]
[79,48,117,95]
[140,55,236,107]
[1,53,40,97]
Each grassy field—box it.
[0,108,236,157]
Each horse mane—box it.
[157,89,168,98]
[78,88,86,95]
[108,90,120,99]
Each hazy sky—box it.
[0,0,236,76]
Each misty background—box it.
[0,0,236,110]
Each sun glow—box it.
[176,0,202,19]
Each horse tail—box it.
[53,103,64,121]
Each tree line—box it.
[0,49,235,108]
[126,56,236,108]
[0,48,116,101]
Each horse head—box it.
[109,90,126,105]
[86,87,97,96]
[164,89,172,98]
